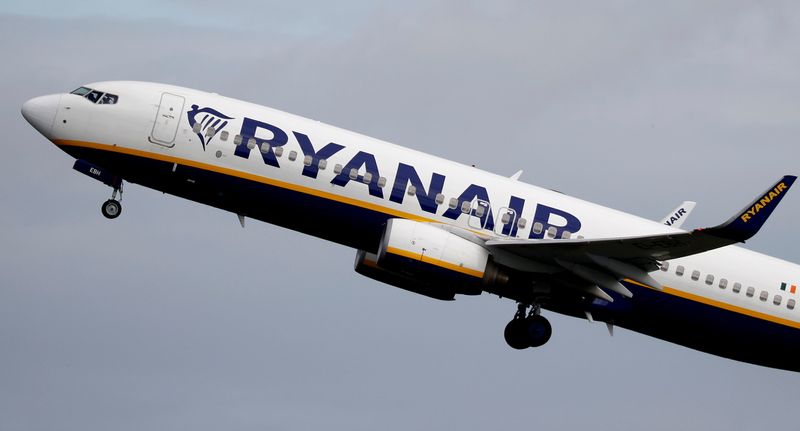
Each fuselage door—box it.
[468,198,491,230]
[494,207,518,237]
[149,92,185,147]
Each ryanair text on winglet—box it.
[741,182,788,223]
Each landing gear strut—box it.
[101,184,123,219]
[504,303,552,350]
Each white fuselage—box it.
[22,81,800,370]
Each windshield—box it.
[70,86,119,105]
[70,87,92,96]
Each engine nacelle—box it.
[354,250,459,300]
[353,219,514,299]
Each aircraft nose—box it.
[21,94,61,138]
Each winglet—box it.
[705,175,796,242]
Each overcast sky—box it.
[2,1,800,430]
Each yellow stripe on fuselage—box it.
[54,139,437,224]
[624,279,800,330]
[385,246,484,278]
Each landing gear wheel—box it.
[523,315,552,348]
[504,319,530,350]
[101,199,122,219]
[504,304,552,349]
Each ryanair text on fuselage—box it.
[231,115,582,239]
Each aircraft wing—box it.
[486,175,796,296]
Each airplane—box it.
[20,81,800,372]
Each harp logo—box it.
[187,104,234,151]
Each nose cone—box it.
[21,94,60,138]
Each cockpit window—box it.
[70,86,93,96]
[72,86,119,105]
[98,93,118,104]
[86,90,103,103]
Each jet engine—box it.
[354,219,513,300]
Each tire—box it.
[504,319,530,350]
[101,199,122,219]
[524,315,552,348]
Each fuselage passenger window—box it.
[746,287,755,297]
[691,270,700,281]
[661,261,669,272]
[759,291,769,302]
[788,299,796,310]
[705,274,714,285]
[676,265,685,277]
[732,282,742,293]
[719,278,728,289]
[774,295,782,306]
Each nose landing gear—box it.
[504,303,552,350]
[101,184,123,219]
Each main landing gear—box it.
[101,184,123,219]
[504,303,552,350]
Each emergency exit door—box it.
[150,92,185,146]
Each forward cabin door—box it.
[149,92,185,147]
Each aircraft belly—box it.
[55,145,800,373]
[616,282,800,371]
[60,145,388,253]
